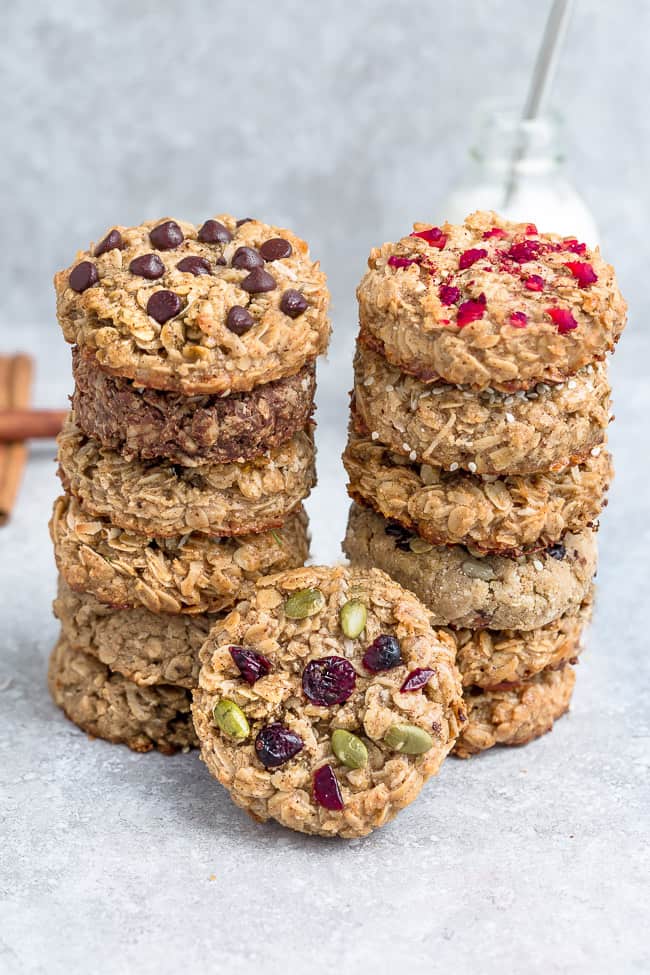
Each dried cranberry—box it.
[456,293,486,327]
[459,248,487,270]
[302,656,356,706]
[546,306,578,334]
[525,274,545,292]
[565,261,598,287]
[410,227,447,249]
[547,542,566,560]
[313,764,344,811]
[384,521,412,551]
[507,239,543,263]
[255,723,303,768]
[362,635,402,672]
[388,255,419,269]
[230,646,272,685]
[510,311,528,328]
[400,668,435,692]
[483,227,507,239]
[439,284,460,306]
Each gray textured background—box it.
[1,3,649,974]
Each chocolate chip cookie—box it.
[193,565,466,838]
[357,211,626,391]
[55,216,330,395]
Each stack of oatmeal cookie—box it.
[48,215,330,754]
[343,210,626,757]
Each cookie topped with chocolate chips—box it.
[357,210,626,391]
[55,216,330,395]
[192,565,466,838]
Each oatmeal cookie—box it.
[72,346,316,466]
[193,565,466,838]
[455,595,591,689]
[58,412,315,537]
[54,216,330,395]
[51,494,310,615]
[453,665,576,758]
[342,504,597,631]
[54,577,214,688]
[48,639,198,754]
[357,210,626,391]
[352,344,611,475]
[343,430,611,556]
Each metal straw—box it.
[503,0,574,206]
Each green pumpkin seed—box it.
[409,537,434,555]
[384,723,434,755]
[339,599,367,639]
[283,587,325,620]
[212,699,250,740]
[331,729,368,769]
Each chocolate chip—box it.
[260,237,292,261]
[94,229,123,257]
[146,290,181,324]
[280,289,308,318]
[547,542,566,561]
[129,253,165,279]
[232,246,264,271]
[176,256,211,276]
[215,256,227,266]
[69,261,99,293]
[226,306,255,335]
[240,267,277,294]
[236,217,253,227]
[149,220,184,250]
[198,219,232,244]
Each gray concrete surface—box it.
[1,2,649,973]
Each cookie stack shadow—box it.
[343,211,627,757]
[48,215,330,754]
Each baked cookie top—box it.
[357,210,626,390]
[54,216,330,394]
[193,565,466,838]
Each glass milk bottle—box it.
[440,103,599,245]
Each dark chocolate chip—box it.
[240,267,277,294]
[176,256,211,276]
[149,220,184,250]
[384,521,412,551]
[69,261,99,293]
[129,253,165,279]
[215,256,227,265]
[260,237,292,261]
[94,229,123,257]
[146,290,181,324]
[547,542,566,561]
[226,306,255,335]
[232,246,264,271]
[280,288,308,318]
[236,217,253,227]
[198,219,232,244]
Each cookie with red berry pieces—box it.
[57,411,316,538]
[55,216,330,395]
[48,638,198,755]
[352,343,611,475]
[343,428,611,556]
[72,346,316,466]
[357,210,626,391]
[192,565,466,838]
[453,664,576,758]
[342,504,597,631]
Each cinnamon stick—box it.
[0,354,34,524]
[0,408,67,442]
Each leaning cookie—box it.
[50,494,310,615]
[58,412,316,537]
[48,639,198,755]
[54,577,216,688]
[342,504,597,631]
[343,430,611,556]
[453,665,576,758]
[193,565,467,839]
[454,594,591,689]
[357,210,626,391]
[352,345,611,475]
[72,346,316,466]
[55,216,330,395]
